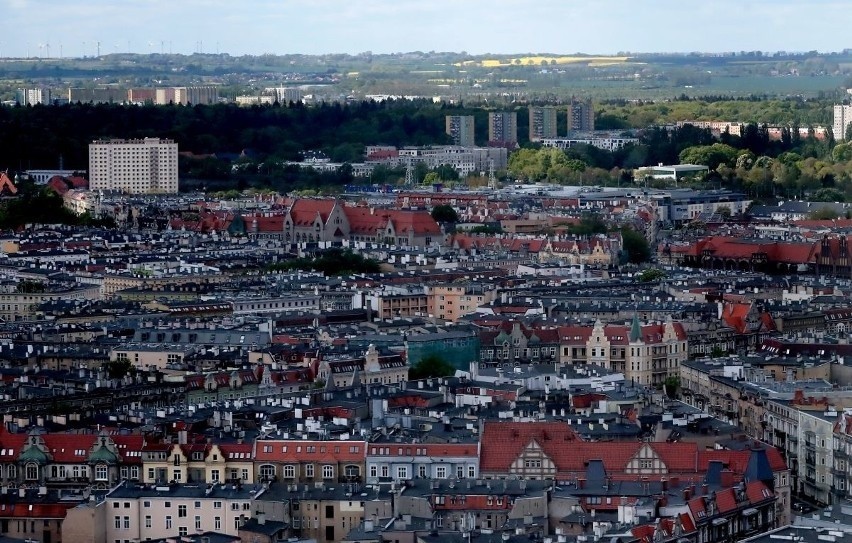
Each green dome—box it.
[18,446,49,465]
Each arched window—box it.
[25,463,39,481]
[344,465,360,478]
[282,465,295,479]
[322,465,334,479]
[258,464,276,481]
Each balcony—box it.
[835,448,849,461]
[805,453,816,466]
[804,440,816,451]
[831,466,847,478]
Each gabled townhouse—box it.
[2,430,143,490]
[394,478,550,535]
[316,345,408,388]
[253,439,367,485]
[141,440,254,485]
[558,317,687,386]
[477,421,791,525]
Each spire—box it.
[630,314,642,343]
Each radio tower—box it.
[488,158,497,189]
[404,157,414,186]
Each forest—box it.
[1,96,849,199]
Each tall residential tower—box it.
[445,115,476,147]
[488,111,518,145]
[568,97,594,133]
[834,104,852,141]
[529,106,558,141]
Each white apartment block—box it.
[89,138,179,194]
[104,483,260,541]
[834,104,852,141]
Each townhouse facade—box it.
[253,439,367,485]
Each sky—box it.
[3,0,851,58]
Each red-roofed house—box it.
[281,198,442,247]
[253,439,366,484]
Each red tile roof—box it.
[253,440,366,463]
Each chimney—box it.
[670,476,680,488]
[683,487,692,501]
[257,511,266,525]
[701,483,709,496]
[661,477,668,491]
[720,470,735,488]
[578,478,586,489]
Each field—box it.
[456,55,632,68]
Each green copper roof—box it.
[18,445,49,465]
[88,444,119,465]
[629,314,642,343]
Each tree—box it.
[409,354,455,380]
[808,206,843,220]
[105,359,134,380]
[638,268,666,282]
[430,204,459,223]
[664,376,680,398]
[620,227,651,264]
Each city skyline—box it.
[4,0,852,58]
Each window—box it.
[305,464,314,478]
[165,516,172,530]
[397,467,408,480]
[283,465,295,479]
[214,517,221,531]
[369,465,377,478]
[436,466,447,479]
[25,464,38,481]
[145,516,151,528]
[178,505,187,518]
[123,517,130,530]
[457,465,464,479]
[260,465,276,481]
[114,516,121,530]
[195,516,201,531]
[322,465,334,479]
[194,501,201,509]
[211,470,220,483]
[213,502,222,510]
[418,465,427,478]
[468,466,476,478]
[173,469,182,482]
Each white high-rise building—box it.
[17,88,51,105]
[89,138,179,194]
[834,104,852,141]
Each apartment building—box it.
[427,283,498,322]
[834,104,852,141]
[89,138,179,194]
[488,111,518,145]
[568,97,594,132]
[365,441,479,483]
[141,442,254,485]
[103,482,258,541]
[155,86,219,105]
[253,439,366,484]
[529,106,558,141]
[445,115,475,147]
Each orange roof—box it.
[254,439,366,463]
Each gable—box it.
[625,443,667,474]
